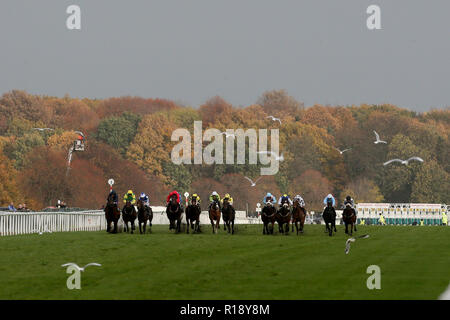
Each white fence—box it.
[0,208,257,236]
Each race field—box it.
[1,224,449,300]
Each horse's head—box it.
[223,198,229,208]
[265,200,273,207]
[293,199,300,208]
[211,200,219,211]
[191,198,197,206]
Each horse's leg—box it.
[186,218,189,234]
[210,220,215,234]
[231,219,234,234]
[345,222,348,234]
[131,218,135,234]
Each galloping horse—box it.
[276,202,291,235]
[104,194,121,233]
[166,194,182,233]
[322,204,337,237]
[291,199,306,235]
[137,199,153,234]
[342,204,357,235]
[185,198,201,234]
[221,198,235,234]
[209,200,221,234]
[261,201,276,235]
[122,201,137,234]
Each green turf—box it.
[0,224,449,300]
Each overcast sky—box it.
[0,0,449,111]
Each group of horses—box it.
[260,198,307,235]
[104,193,236,235]
[104,193,358,237]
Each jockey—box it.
[190,193,201,208]
[221,193,234,205]
[139,192,150,207]
[209,191,221,210]
[323,194,336,207]
[123,190,136,205]
[293,194,306,207]
[107,189,118,205]
[222,193,236,215]
[263,193,277,205]
[166,190,181,204]
[343,195,355,208]
[278,194,293,206]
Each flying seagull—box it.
[373,130,387,144]
[266,116,282,124]
[33,128,54,131]
[345,234,370,254]
[244,176,263,187]
[334,147,352,154]
[256,151,284,161]
[383,157,424,166]
[438,282,450,300]
[61,263,102,271]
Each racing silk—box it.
[108,190,118,203]
[263,195,277,205]
[190,195,201,204]
[443,213,448,225]
[221,196,233,205]
[294,195,305,207]
[209,194,221,203]
[139,194,150,206]
[344,198,355,208]
[379,215,386,225]
[323,194,336,207]
[278,196,293,206]
[167,191,181,204]
[123,192,136,204]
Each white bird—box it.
[33,128,54,131]
[438,282,450,300]
[334,147,352,154]
[218,132,235,138]
[373,130,387,144]
[383,157,424,166]
[244,176,263,187]
[345,234,370,254]
[266,116,282,124]
[256,151,284,161]
[61,263,102,271]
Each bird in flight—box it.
[33,128,54,131]
[373,130,387,144]
[244,176,263,187]
[256,151,284,161]
[334,147,352,154]
[383,157,424,166]
[266,116,282,124]
[345,234,370,254]
[61,263,102,271]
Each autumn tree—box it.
[410,160,449,203]
[257,89,303,119]
[96,112,140,153]
[288,170,332,211]
[339,177,384,204]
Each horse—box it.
[261,201,276,235]
[209,200,221,234]
[136,199,153,234]
[322,204,337,237]
[104,194,121,233]
[166,195,182,233]
[291,199,306,235]
[342,204,357,235]
[276,202,291,235]
[122,201,137,234]
[221,198,235,234]
[185,198,201,234]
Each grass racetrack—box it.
[1,224,449,300]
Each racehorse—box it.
[185,198,201,234]
[261,201,276,234]
[276,202,291,235]
[342,204,357,235]
[209,200,221,234]
[322,204,337,237]
[166,194,182,233]
[291,199,306,235]
[221,198,235,234]
[122,201,137,234]
[104,194,121,233]
[137,199,153,234]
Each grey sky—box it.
[0,0,449,111]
